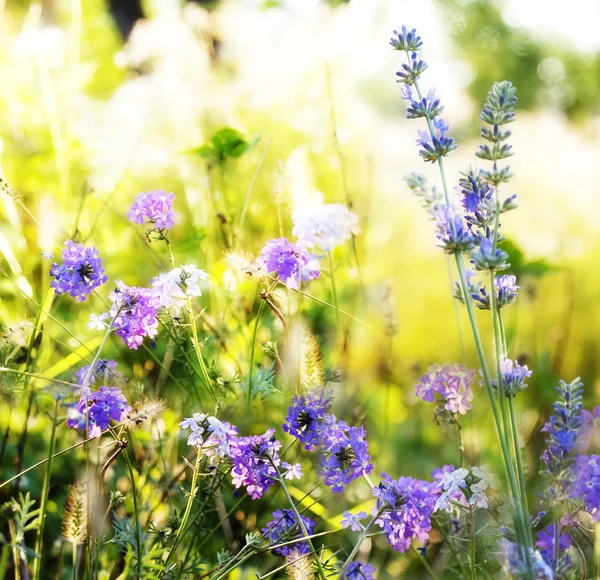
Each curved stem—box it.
[328,251,342,346]
[122,445,143,577]
[185,297,214,402]
[338,511,381,577]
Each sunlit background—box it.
[2,0,600,577]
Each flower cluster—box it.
[66,386,131,438]
[50,241,107,301]
[372,473,439,553]
[292,203,360,252]
[579,405,600,451]
[415,363,475,416]
[229,429,282,500]
[127,190,176,231]
[262,509,316,557]
[536,522,572,566]
[434,206,475,255]
[318,416,373,493]
[472,274,518,310]
[179,413,238,457]
[434,466,492,513]
[494,359,532,398]
[283,390,332,451]
[108,281,160,350]
[258,238,320,289]
[152,265,209,311]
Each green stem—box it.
[72,543,77,580]
[328,251,342,346]
[469,504,477,580]
[123,446,143,578]
[338,511,381,577]
[185,297,214,401]
[276,468,327,580]
[161,450,202,574]
[32,398,59,580]
[412,547,442,580]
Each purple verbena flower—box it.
[262,509,316,557]
[343,562,376,580]
[229,429,281,500]
[66,386,131,438]
[127,190,175,230]
[415,364,475,416]
[318,415,373,493]
[569,455,600,521]
[259,238,320,289]
[372,473,438,553]
[578,405,600,452]
[283,390,332,450]
[536,523,572,564]
[75,359,125,390]
[50,241,107,301]
[109,281,160,350]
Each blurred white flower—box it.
[292,203,360,251]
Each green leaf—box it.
[502,238,553,280]
[189,128,258,164]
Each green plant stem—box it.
[72,543,77,580]
[328,251,342,346]
[161,450,202,574]
[32,398,59,580]
[469,505,477,580]
[185,297,215,401]
[276,468,327,580]
[412,547,442,580]
[338,511,381,577]
[122,446,143,578]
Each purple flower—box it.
[109,281,160,350]
[283,390,332,450]
[415,364,475,416]
[259,238,320,289]
[578,405,600,451]
[434,206,475,254]
[229,429,282,500]
[473,274,519,310]
[262,509,316,557]
[495,359,532,397]
[50,241,107,301]
[318,415,373,493]
[372,473,438,553]
[75,359,124,389]
[340,511,368,532]
[569,455,600,521]
[66,386,131,438]
[343,562,376,579]
[127,191,175,230]
[536,524,572,563]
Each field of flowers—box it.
[1,1,600,579]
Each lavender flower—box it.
[152,265,209,311]
[262,509,316,557]
[283,390,332,451]
[108,281,160,350]
[258,238,320,289]
[50,241,107,301]
[434,207,475,254]
[229,429,281,500]
[494,359,532,398]
[372,473,438,553]
[473,274,519,310]
[470,236,510,271]
[416,118,457,163]
[292,203,361,252]
[415,363,475,416]
[343,562,376,580]
[318,415,373,493]
[389,26,423,53]
[340,511,368,532]
[127,190,175,231]
[66,386,131,438]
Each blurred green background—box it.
[1,0,600,577]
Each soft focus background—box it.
[1,0,600,577]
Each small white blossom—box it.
[152,265,209,312]
[88,312,109,330]
[282,462,303,480]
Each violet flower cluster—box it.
[66,385,131,438]
[127,190,176,231]
[283,391,373,493]
[343,562,376,580]
[75,358,124,389]
[258,238,320,289]
[262,509,316,557]
[414,363,475,416]
[50,241,107,301]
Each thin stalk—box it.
[32,398,59,580]
[328,251,342,346]
[456,420,464,468]
[338,511,381,576]
[469,505,477,580]
[276,468,327,580]
[185,297,215,401]
[72,543,77,580]
[161,450,202,574]
[122,447,143,578]
[412,547,442,580]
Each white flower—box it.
[292,203,360,251]
[438,467,469,494]
[282,462,303,480]
[152,265,209,312]
[88,312,109,330]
